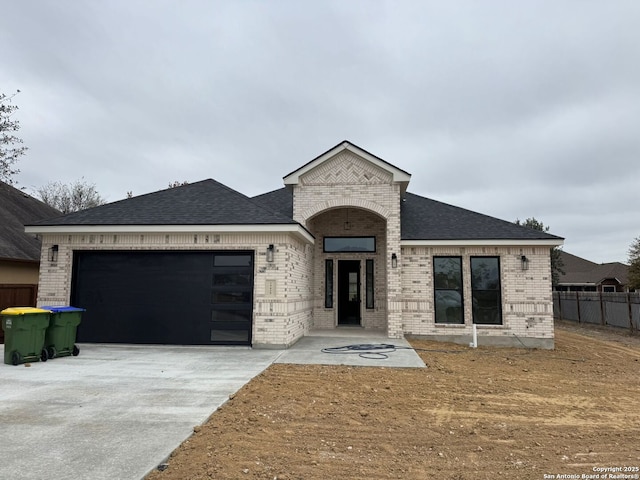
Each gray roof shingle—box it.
[0,181,61,261]
[252,189,562,241]
[252,187,293,218]
[28,176,562,243]
[558,251,629,285]
[400,192,562,241]
[28,179,296,227]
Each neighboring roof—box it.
[558,251,629,286]
[401,193,562,242]
[27,179,296,227]
[0,181,61,262]
[283,140,411,190]
[253,188,563,243]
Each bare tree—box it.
[168,180,189,188]
[37,178,106,214]
[1,90,27,184]
[628,236,640,291]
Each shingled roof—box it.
[558,251,629,286]
[400,192,562,241]
[0,181,61,262]
[252,187,293,218]
[252,188,562,242]
[26,174,562,243]
[28,179,296,227]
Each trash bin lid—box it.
[40,306,86,313]
[1,307,51,315]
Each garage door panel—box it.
[72,251,253,345]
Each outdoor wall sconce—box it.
[49,244,59,263]
[391,253,398,269]
[266,244,274,263]
[521,255,529,271]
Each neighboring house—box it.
[0,181,61,342]
[26,141,563,349]
[555,251,632,293]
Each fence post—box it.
[599,290,605,326]
[558,292,563,320]
[628,293,634,334]
[576,291,581,323]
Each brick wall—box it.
[291,150,403,336]
[400,245,555,348]
[36,231,314,347]
[308,208,387,330]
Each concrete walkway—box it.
[0,335,424,480]
[277,329,426,368]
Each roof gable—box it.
[283,141,411,191]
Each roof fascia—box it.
[25,224,315,244]
[401,239,564,247]
[283,141,411,186]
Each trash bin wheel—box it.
[11,351,22,366]
[72,345,80,356]
[47,346,57,359]
[40,348,48,362]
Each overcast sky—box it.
[2,1,639,264]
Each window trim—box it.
[470,256,503,325]
[325,259,334,308]
[365,259,374,309]
[323,236,376,253]
[433,256,464,324]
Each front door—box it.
[338,260,361,325]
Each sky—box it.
[1,1,639,264]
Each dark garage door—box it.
[71,251,254,345]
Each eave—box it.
[25,224,315,244]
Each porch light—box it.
[49,245,59,263]
[391,253,398,269]
[266,244,274,263]
[520,255,529,271]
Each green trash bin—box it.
[41,306,84,359]
[1,307,51,366]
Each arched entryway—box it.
[307,207,388,331]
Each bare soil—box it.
[147,323,640,480]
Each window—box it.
[365,259,374,309]
[433,257,463,324]
[325,259,333,308]
[471,257,502,325]
[323,237,376,253]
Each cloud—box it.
[1,0,639,263]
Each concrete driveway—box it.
[0,344,283,480]
[0,334,424,480]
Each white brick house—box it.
[26,141,563,349]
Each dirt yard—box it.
[147,322,640,480]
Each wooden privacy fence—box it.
[0,284,38,343]
[553,291,640,333]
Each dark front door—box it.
[338,260,361,325]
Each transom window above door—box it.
[323,236,376,253]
